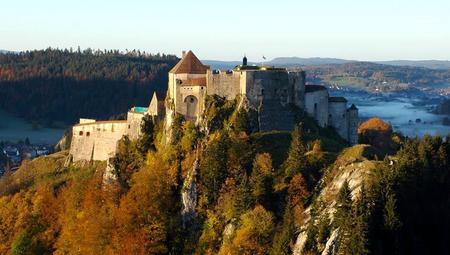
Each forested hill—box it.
[0,48,178,125]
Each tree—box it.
[334,180,352,255]
[137,114,155,154]
[283,124,307,179]
[199,131,229,204]
[180,121,200,152]
[250,153,274,206]
[112,136,143,190]
[221,205,275,255]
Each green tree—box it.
[283,124,307,179]
[199,131,229,204]
[250,153,274,206]
[137,114,155,154]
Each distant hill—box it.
[267,57,353,66]
[204,57,450,70]
[203,57,353,69]
[376,60,450,70]
[0,49,178,125]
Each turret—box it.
[347,104,359,144]
[243,55,248,66]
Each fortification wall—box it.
[70,121,128,161]
[304,90,329,127]
[288,71,306,108]
[328,102,349,139]
[179,85,207,121]
[347,109,359,144]
[206,70,241,100]
[244,70,291,108]
[170,73,206,118]
[127,111,144,140]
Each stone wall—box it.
[305,90,329,127]
[127,111,145,140]
[206,70,241,100]
[328,102,349,139]
[70,121,128,161]
[288,71,306,108]
[178,85,207,121]
[169,72,206,118]
[244,70,291,108]
[347,108,359,145]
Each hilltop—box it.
[0,88,449,254]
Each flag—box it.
[262,55,266,60]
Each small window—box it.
[86,132,90,137]
[128,125,131,129]
[190,97,195,103]
[79,131,83,136]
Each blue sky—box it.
[1,0,449,61]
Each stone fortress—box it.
[70,50,358,162]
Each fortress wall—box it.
[179,85,207,120]
[70,121,128,161]
[328,102,349,140]
[305,90,329,127]
[244,70,291,108]
[347,109,359,144]
[288,71,306,108]
[206,70,241,100]
[171,73,206,115]
[127,111,145,140]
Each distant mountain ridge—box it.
[203,57,450,70]
[375,60,450,70]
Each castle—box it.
[70,51,358,162]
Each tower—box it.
[347,104,359,144]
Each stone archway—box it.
[184,95,198,120]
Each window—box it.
[79,131,83,136]
[190,97,195,103]
[86,132,90,137]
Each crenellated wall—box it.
[206,69,241,100]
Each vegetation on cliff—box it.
[0,98,449,255]
[0,49,178,125]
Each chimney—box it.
[182,50,186,58]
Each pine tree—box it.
[284,124,308,179]
[250,153,274,206]
[334,180,353,255]
[137,114,155,154]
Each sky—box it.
[1,0,450,61]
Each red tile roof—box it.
[181,77,207,86]
[169,50,209,74]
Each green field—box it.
[0,110,65,144]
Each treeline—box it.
[0,48,178,125]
